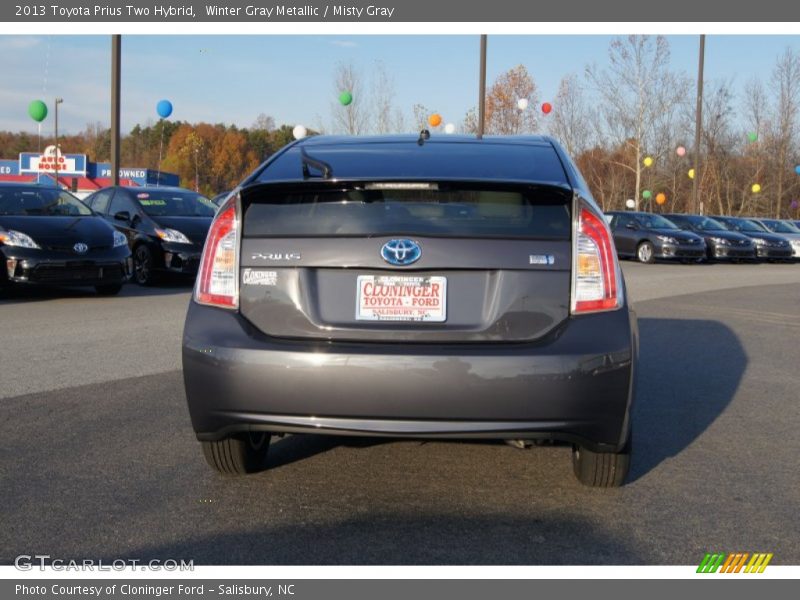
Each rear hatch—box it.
[238,180,573,343]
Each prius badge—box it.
[381,239,421,266]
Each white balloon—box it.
[517,98,529,111]
[292,124,307,140]
[625,199,636,209]
[444,123,456,134]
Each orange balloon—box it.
[656,193,667,205]
[428,113,442,127]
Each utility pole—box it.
[111,35,121,186]
[477,34,487,139]
[692,34,705,215]
[54,97,63,185]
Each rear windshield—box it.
[135,190,216,217]
[243,186,571,239]
[0,187,92,216]
[257,142,569,184]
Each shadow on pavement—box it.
[630,317,746,481]
[112,513,639,565]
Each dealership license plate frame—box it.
[356,275,447,322]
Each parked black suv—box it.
[182,135,638,487]
[84,186,215,284]
[605,210,705,263]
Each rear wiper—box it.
[301,147,333,180]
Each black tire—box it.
[133,244,157,286]
[95,283,123,296]
[636,241,655,264]
[572,431,631,488]
[201,432,272,475]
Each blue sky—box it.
[1,34,800,136]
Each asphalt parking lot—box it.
[1,262,799,565]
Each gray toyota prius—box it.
[182,134,638,487]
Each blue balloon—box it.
[156,99,173,119]
[795,165,800,175]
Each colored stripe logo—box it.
[697,552,773,573]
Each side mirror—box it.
[114,210,131,222]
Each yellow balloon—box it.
[752,183,762,193]
[643,156,654,167]
[688,168,695,179]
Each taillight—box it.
[571,205,621,314]
[195,195,239,309]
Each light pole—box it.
[54,97,63,185]
[111,35,121,187]
[477,34,487,139]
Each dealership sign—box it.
[19,146,87,176]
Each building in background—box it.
[0,146,179,199]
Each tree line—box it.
[2,35,799,217]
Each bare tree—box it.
[461,107,479,135]
[371,61,395,134]
[251,113,275,132]
[742,78,769,215]
[392,108,406,133]
[586,35,687,210]
[411,103,431,131]
[768,48,800,217]
[331,62,369,135]
[548,73,591,155]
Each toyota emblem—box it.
[381,239,421,266]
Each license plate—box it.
[356,275,447,322]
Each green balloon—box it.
[642,190,652,199]
[28,100,48,123]
[338,91,353,106]
[747,131,758,143]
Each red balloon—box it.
[541,102,552,115]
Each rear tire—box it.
[636,241,655,264]
[95,284,123,296]
[572,432,631,488]
[201,432,272,475]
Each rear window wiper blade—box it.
[301,147,333,180]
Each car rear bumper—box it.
[182,301,638,452]
[2,246,132,286]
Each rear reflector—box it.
[195,196,239,309]
[572,206,621,314]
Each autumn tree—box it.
[484,65,539,135]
